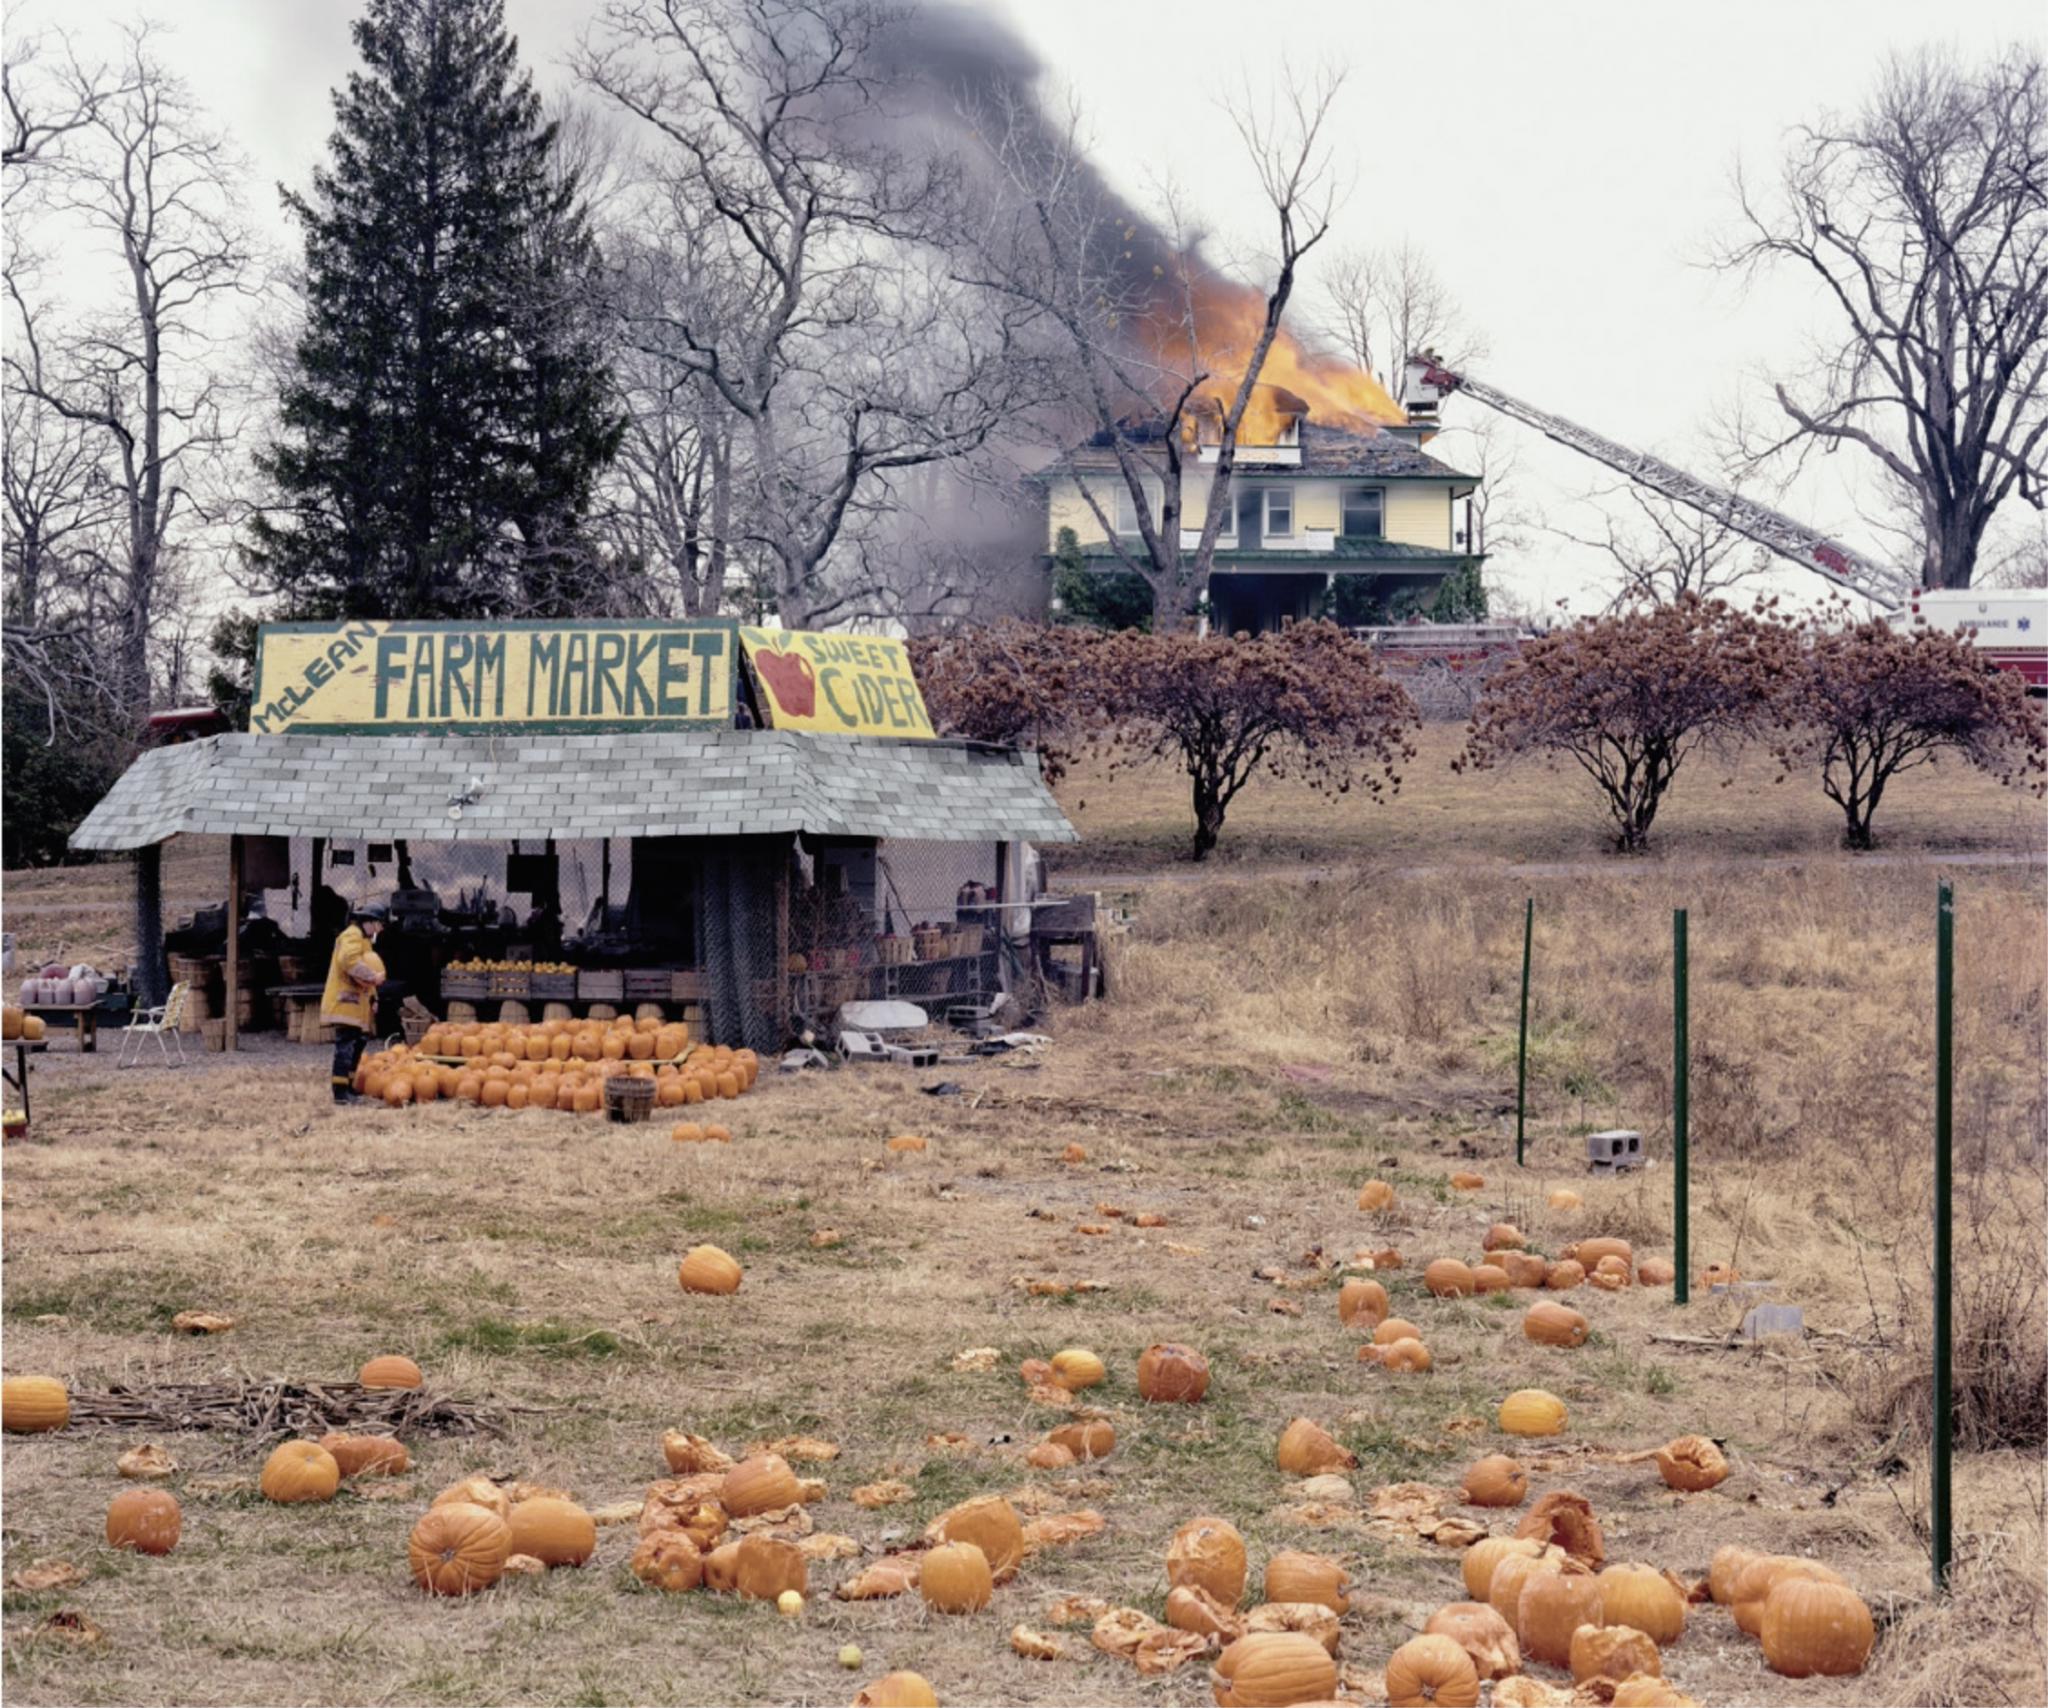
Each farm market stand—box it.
[69,621,1076,1053]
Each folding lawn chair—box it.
[118,980,191,1068]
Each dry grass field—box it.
[2,736,2044,1708]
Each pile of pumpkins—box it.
[1,1004,48,1041]
[354,1014,757,1111]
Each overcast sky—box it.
[16,0,2045,615]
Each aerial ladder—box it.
[1401,355,1913,608]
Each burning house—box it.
[1030,328,1486,635]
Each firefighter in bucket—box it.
[323,901,388,1104]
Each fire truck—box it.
[1402,356,2048,691]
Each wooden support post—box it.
[134,843,165,1007]
[225,834,243,1053]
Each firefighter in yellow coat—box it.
[322,901,388,1103]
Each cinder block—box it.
[1586,1129,1644,1171]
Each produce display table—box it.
[23,1002,111,1052]
[5,1039,48,1124]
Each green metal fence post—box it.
[1933,882,1953,1595]
[1674,908,1689,1308]
[1516,898,1533,1168]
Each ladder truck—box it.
[1400,355,1913,608]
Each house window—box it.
[1113,482,1150,537]
[1264,486,1294,539]
[1342,487,1385,539]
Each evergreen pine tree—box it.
[250,0,619,620]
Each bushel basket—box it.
[603,1076,658,1124]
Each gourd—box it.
[1137,1342,1209,1403]
[1517,1566,1602,1667]
[916,1541,992,1613]
[1046,1418,1115,1459]
[1,1375,70,1432]
[1166,1516,1248,1605]
[678,1244,743,1295]
[1356,1180,1395,1211]
[1209,1631,1338,1707]
[1049,1347,1105,1389]
[733,1533,807,1601]
[1423,1258,1475,1297]
[1422,1601,1520,1681]
[1571,1624,1660,1686]
[1498,1389,1568,1436]
[1337,1276,1388,1326]
[1597,1563,1685,1643]
[433,1475,512,1521]
[358,1355,422,1390]
[105,1487,180,1554]
[408,1501,512,1595]
[929,1494,1024,1582]
[1378,1338,1432,1372]
[1384,1632,1481,1708]
[1760,1576,1875,1677]
[1261,1550,1349,1613]
[1654,1434,1728,1492]
[630,1530,704,1592]
[508,1496,596,1566]
[1523,1301,1589,1347]
[260,1440,341,1503]
[1372,1317,1424,1345]
[1516,1489,1605,1568]
[722,1453,801,1517]
[1275,1417,1354,1477]
[318,1433,409,1477]
[1461,1534,1547,1601]
[1459,1454,1528,1507]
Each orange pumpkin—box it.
[1337,1276,1389,1326]
[928,1494,1024,1583]
[630,1530,705,1593]
[1165,1516,1247,1606]
[1423,1600,1520,1681]
[259,1440,340,1503]
[721,1453,801,1517]
[1136,1342,1209,1403]
[851,1673,938,1708]
[1276,1417,1354,1477]
[1262,1550,1349,1614]
[917,1540,992,1613]
[1384,1632,1481,1708]
[1210,1631,1337,1707]
[358,1355,422,1390]
[1460,1454,1529,1507]
[318,1433,410,1477]
[408,1501,512,1595]
[1523,1301,1590,1347]
[1045,1418,1115,1460]
[1518,1566,1602,1668]
[1,1375,70,1433]
[1423,1258,1476,1297]
[105,1487,180,1554]
[732,1533,807,1601]
[509,1497,596,1566]
[678,1244,743,1295]
[1760,1575,1875,1678]
[1597,1563,1686,1644]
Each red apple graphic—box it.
[753,646,817,718]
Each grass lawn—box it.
[1,740,2042,1706]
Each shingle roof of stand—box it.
[68,730,1078,852]
[1029,421,1478,483]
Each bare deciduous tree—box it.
[960,65,1349,632]
[3,25,251,723]
[1316,238,1484,397]
[578,0,1038,628]
[1551,477,1779,612]
[1723,45,2048,590]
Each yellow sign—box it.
[251,620,735,735]
[740,629,934,737]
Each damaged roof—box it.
[1030,421,1478,483]
[69,729,1078,852]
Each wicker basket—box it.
[603,1076,657,1124]
[401,1014,434,1046]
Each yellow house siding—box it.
[1048,481,1106,546]
[1296,483,1342,531]
[1385,484,1452,549]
